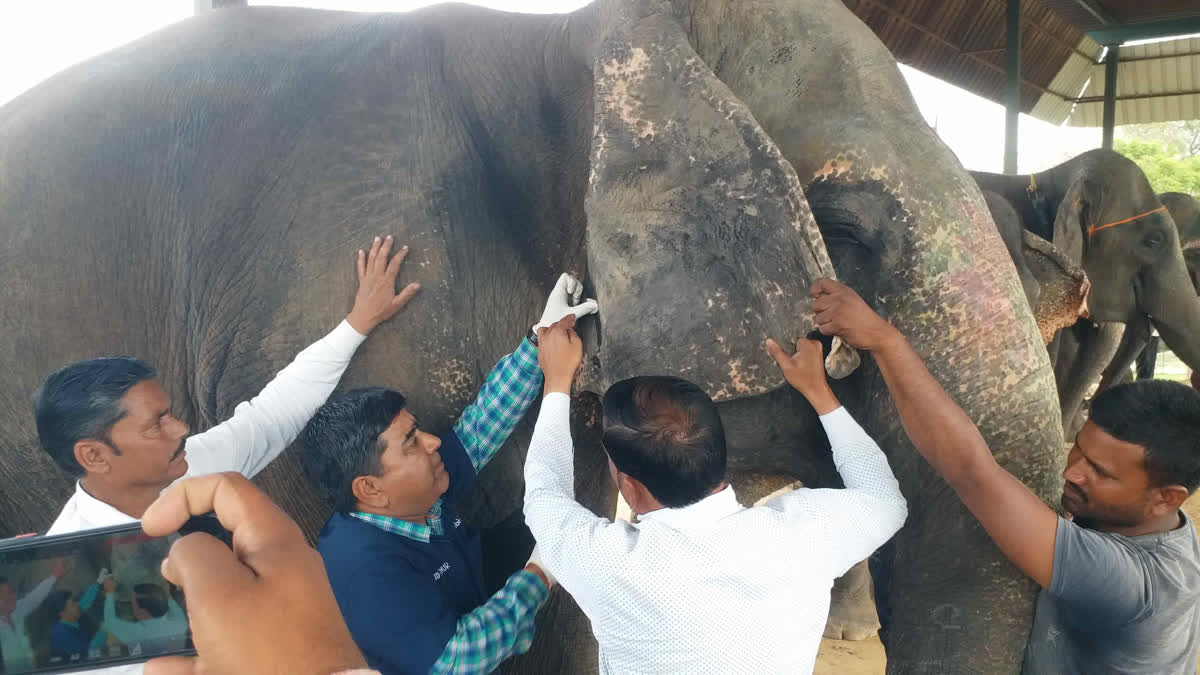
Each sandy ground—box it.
[811,494,1200,674]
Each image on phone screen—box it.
[0,517,225,674]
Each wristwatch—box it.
[527,326,539,346]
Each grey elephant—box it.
[1098,191,1200,391]
[973,151,1200,435]
[0,1,1063,672]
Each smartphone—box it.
[0,515,231,674]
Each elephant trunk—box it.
[1144,254,1200,373]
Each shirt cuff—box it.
[511,569,552,606]
[326,319,369,353]
[512,337,542,376]
[540,392,571,416]
[817,406,863,448]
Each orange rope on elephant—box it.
[1088,206,1167,237]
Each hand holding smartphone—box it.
[0,514,230,674]
[0,473,368,675]
[141,473,368,675]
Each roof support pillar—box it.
[1102,45,1119,150]
[1004,0,1021,174]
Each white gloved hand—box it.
[96,568,111,585]
[525,544,557,589]
[533,273,599,333]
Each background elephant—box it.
[0,1,1063,672]
[1103,192,1200,389]
[973,151,1200,436]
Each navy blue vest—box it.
[318,432,484,675]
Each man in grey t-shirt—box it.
[1024,510,1200,672]
[806,278,1200,674]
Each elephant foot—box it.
[823,559,880,641]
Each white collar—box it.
[636,485,743,528]
[69,481,139,529]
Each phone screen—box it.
[0,516,228,674]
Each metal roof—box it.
[842,0,1200,128]
[843,0,1086,116]
[1059,36,1200,126]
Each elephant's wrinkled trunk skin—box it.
[1144,255,1200,374]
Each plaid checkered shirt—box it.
[348,337,548,674]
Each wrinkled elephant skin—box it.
[0,2,1062,673]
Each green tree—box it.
[1120,120,1200,158]
[1114,138,1200,196]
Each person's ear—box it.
[351,475,388,509]
[74,440,113,475]
[1153,485,1190,515]
[618,473,653,515]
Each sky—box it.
[0,0,1103,174]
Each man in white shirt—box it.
[37,235,414,537]
[0,559,68,672]
[30,237,412,675]
[523,317,908,674]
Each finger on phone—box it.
[141,473,301,555]
[162,531,255,599]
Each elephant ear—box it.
[1051,178,1094,264]
[582,5,858,400]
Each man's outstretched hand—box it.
[811,279,901,353]
[141,473,367,675]
[538,315,583,395]
[765,338,840,415]
[347,235,421,335]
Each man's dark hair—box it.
[33,357,157,477]
[45,590,73,620]
[133,583,168,618]
[300,387,408,513]
[1089,380,1200,492]
[601,376,727,508]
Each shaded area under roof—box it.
[841,0,1200,127]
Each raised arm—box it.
[452,338,542,473]
[809,279,1057,587]
[12,576,57,625]
[186,236,420,479]
[445,273,598,473]
[521,316,629,610]
[765,338,907,574]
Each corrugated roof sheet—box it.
[1030,35,1106,124]
[842,0,1085,115]
[1065,36,1200,126]
[1040,0,1200,32]
[839,0,1200,128]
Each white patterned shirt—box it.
[523,394,907,674]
